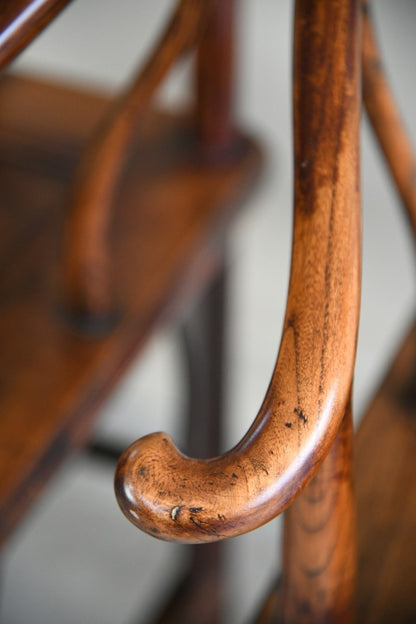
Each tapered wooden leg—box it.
[148,2,235,614]
[280,400,356,624]
[148,259,227,624]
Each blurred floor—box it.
[1,1,416,622]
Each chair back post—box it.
[280,0,360,620]
[196,0,236,156]
[281,403,357,623]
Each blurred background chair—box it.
[0,1,263,622]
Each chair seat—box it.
[0,74,262,547]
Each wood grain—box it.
[115,0,361,544]
[281,404,356,623]
[63,0,216,321]
[252,326,416,624]
[0,74,262,547]
[362,0,416,240]
[0,0,72,70]
[355,322,416,624]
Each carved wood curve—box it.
[114,0,362,544]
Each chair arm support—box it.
[362,0,416,240]
[114,0,361,544]
[0,1,73,70]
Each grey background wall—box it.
[1,1,415,622]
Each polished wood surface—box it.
[3,1,415,621]
[279,3,360,615]
[63,0,215,320]
[115,0,361,545]
[0,0,72,70]
[148,270,227,624]
[281,406,356,623]
[0,74,262,547]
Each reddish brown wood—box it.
[62,0,216,321]
[0,73,262,547]
[115,0,361,545]
[354,322,416,624]
[252,329,416,624]
[281,403,356,623]
[362,0,416,240]
[0,1,73,70]
[195,0,235,156]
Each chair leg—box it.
[148,1,234,614]
[280,401,356,624]
[251,403,356,624]
[148,259,227,624]
[196,0,235,157]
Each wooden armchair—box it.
[1,0,416,623]
[114,1,416,622]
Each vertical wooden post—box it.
[157,7,239,617]
[281,401,356,623]
[280,0,360,620]
[182,259,227,623]
[196,0,235,156]
[182,257,226,462]
[151,261,228,624]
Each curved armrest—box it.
[115,0,361,544]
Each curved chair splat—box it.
[114,0,361,544]
[63,0,216,321]
[362,0,416,240]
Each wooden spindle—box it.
[281,402,356,623]
[279,0,360,620]
[114,0,361,546]
[196,0,235,157]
